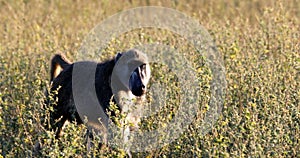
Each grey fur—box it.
[45,49,151,141]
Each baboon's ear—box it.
[115,52,123,63]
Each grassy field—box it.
[0,0,299,157]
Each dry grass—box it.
[0,0,299,157]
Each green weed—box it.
[0,0,299,157]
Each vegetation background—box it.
[0,0,299,157]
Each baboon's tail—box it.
[50,54,71,82]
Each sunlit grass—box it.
[0,0,299,157]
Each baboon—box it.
[45,49,151,141]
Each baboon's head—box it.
[115,49,151,97]
[112,49,150,132]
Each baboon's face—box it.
[113,50,151,97]
[129,63,150,96]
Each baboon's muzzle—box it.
[131,82,146,96]
[129,67,147,96]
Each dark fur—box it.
[45,52,148,138]
[46,57,118,138]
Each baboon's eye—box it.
[139,64,147,77]
[139,64,146,70]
